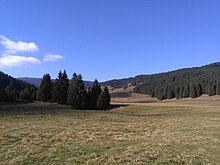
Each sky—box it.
[0,0,220,81]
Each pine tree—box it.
[97,87,111,110]
[37,74,53,102]
[67,73,87,109]
[90,79,102,109]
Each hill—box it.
[102,62,220,100]
[0,72,37,102]
[18,77,93,88]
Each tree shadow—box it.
[106,104,129,110]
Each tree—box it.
[4,82,18,102]
[20,87,33,102]
[208,82,215,96]
[97,87,111,110]
[175,86,180,99]
[190,83,197,98]
[183,85,189,98]
[67,73,87,109]
[52,70,69,104]
[216,80,220,95]
[90,79,102,109]
[37,74,53,102]
[195,83,202,97]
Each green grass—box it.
[0,101,220,164]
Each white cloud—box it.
[43,54,64,62]
[0,35,39,54]
[0,55,41,68]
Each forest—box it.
[0,71,110,110]
[103,63,220,100]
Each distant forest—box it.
[0,71,110,110]
[102,63,220,100]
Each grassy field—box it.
[0,97,220,164]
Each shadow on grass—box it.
[0,102,129,116]
[107,104,129,110]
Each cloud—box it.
[0,55,41,68]
[0,35,39,54]
[43,54,64,62]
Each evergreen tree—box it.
[175,86,180,99]
[37,74,53,101]
[97,87,111,110]
[4,82,18,102]
[20,87,32,102]
[216,80,220,95]
[208,82,215,96]
[90,79,102,109]
[183,85,189,98]
[67,73,87,109]
[52,70,69,104]
[190,83,197,98]
[195,83,202,97]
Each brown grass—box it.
[0,96,220,164]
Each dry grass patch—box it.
[0,100,220,164]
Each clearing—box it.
[0,95,220,164]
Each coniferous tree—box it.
[216,80,220,95]
[175,86,180,99]
[97,87,111,110]
[183,85,189,98]
[208,82,215,96]
[52,70,69,104]
[67,73,87,109]
[195,83,202,97]
[37,74,53,101]
[90,79,102,109]
[190,83,197,98]
[4,82,18,102]
[20,87,33,102]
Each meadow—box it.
[0,96,220,164]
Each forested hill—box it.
[102,63,220,100]
[0,71,37,102]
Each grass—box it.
[0,99,220,164]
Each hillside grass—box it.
[0,99,220,164]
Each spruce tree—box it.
[216,80,220,95]
[90,79,102,109]
[190,83,197,98]
[52,70,69,104]
[208,82,215,96]
[195,83,202,97]
[183,85,189,98]
[97,87,111,110]
[67,73,87,109]
[37,74,53,102]
[4,83,18,102]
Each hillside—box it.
[0,72,37,102]
[18,77,93,88]
[102,63,220,100]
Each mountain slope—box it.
[102,63,220,100]
[18,77,93,88]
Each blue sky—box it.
[0,0,220,81]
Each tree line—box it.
[37,70,111,110]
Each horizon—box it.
[0,0,220,81]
